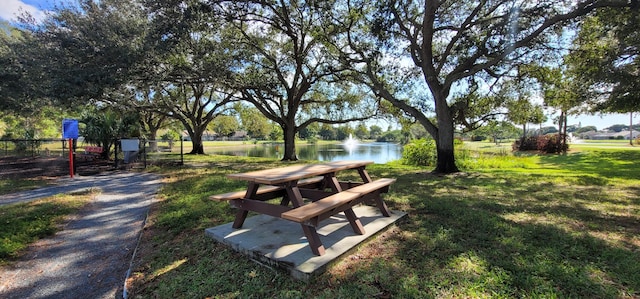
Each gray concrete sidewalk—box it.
[0,172,162,299]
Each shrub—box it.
[513,136,539,151]
[402,138,436,166]
[537,134,569,153]
[513,134,568,153]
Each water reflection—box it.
[209,142,402,164]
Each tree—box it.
[568,7,640,114]
[238,106,271,139]
[0,21,55,115]
[540,126,559,135]
[331,0,633,173]
[525,65,585,151]
[28,0,149,107]
[475,121,520,144]
[606,124,628,132]
[369,125,383,140]
[143,0,242,154]
[336,125,354,141]
[507,97,546,139]
[132,89,171,152]
[212,115,240,138]
[220,1,378,160]
[0,107,64,139]
[299,122,320,140]
[16,1,242,154]
[576,125,598,133]
[319,124,337,140]
[354,123,370,140]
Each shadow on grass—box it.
[128,158,639,298]
[358,172,640,297]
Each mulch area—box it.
[0,156,115,180]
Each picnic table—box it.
[211,160,395,256]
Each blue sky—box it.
[0,0,57,22]
[1,1,635,130]
[560,112,635,130]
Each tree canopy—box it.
[567,6,640,113]
[218,0,379,160]
[328,0,634,173]
[1,0,636,167]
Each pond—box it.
[208,141,403,164]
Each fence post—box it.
[114,139,119,169]
[143,138,147,168]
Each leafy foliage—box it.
[219,0,378,160]
[402,138,437,166]
[513,134,569,153]
[537,134,569,154]
[330,0,633,173]
[80,109,142,158]
[568,7,640,113]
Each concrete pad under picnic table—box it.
[204,205,406,281]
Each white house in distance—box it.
[581,130,640,140]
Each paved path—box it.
[0,172,162,299]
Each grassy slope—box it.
[127,147,640,298]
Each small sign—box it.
[121,139,140,151]
[62,119,79,139]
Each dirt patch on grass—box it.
[0,156,115,180]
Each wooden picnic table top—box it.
[226,160,374,185]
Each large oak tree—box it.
[218,0,379,160]
[331,0,634,173]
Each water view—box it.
[208,141,403,164]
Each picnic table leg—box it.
[301,225,325,256]
[324,173,342,192]
[285,185,305,207]
[357,167,372,183]
[374,195,392,217]
[279,193,290,206]
[324,172,366,234]
[286,184,328,256]
[344,208,365,235]
[232,210,249,229]
[232,182,260,228]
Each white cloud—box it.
[0,0,47,22]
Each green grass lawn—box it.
[0,190,96,264]
[125,149,639,298]
[0,179,50,195]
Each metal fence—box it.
[114,139,185,169]
[1,139,70,157]
[1,138,184,169]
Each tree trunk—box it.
[434,98,459,174]
[189,127,205,154]
[281,124,298,161]
[562,113,568,152]
[147,130,158,152]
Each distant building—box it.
[589,130,640,140]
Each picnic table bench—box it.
[210,160,395,256]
